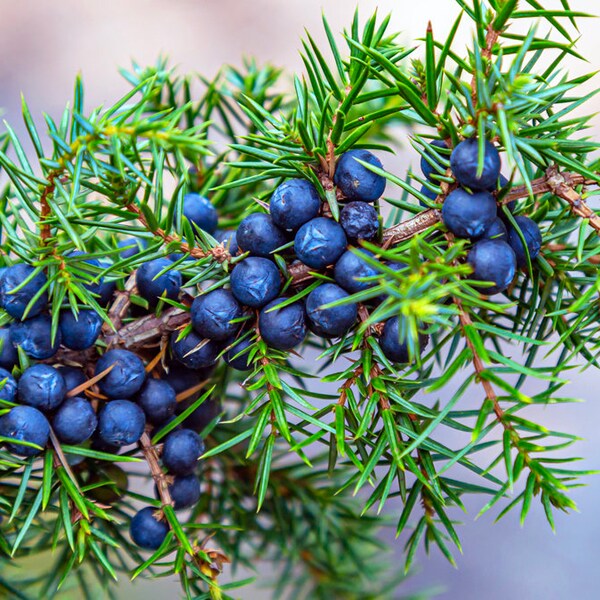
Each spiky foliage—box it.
[0,2,598,599]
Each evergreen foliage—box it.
[0,2,598,598]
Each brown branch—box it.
[138,431,174,508]
[39,172,60,245]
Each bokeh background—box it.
[0,1,598,598]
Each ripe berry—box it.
[136,258,182,308]
[68,252,115,305]
[214,230,239,256]
[306,283,357,338]
[59,309,103,350]
[0,327,17,370]
[450,138,501,191]
[58,366,87,392]
[170,330,223,370]
[441,188,497,239]
[98,400,146,447]
[118,238,147,259]
[0,264,48,320]
[162,363,214,397]
[258,298,307,351]
[130,506,169,550]
[236,213,288,257]
[0,405,49,456]
[333,149,386,202]
[52,397,98,445]
[467,239,517,295]
[340,202,379,242]
[475,217,507,242]
[419,184,439,206]
[224,336,254,371]
[230,257,281,308]
[507,216,542,268]
[162,428,204,475]
[0,368,17,403]
[334,249,380,294]
[95,349,146,399]
[135,379,177,425]
[420,139,449,180]
[177,396,222,432]
[294,217,347,269]
[379,317,429,364]
[180,193,218,235]
[10,315,61,360]
[269,179,321,232]
[191,289,243,341]
[158,474,201,510]
[17,364,66,412]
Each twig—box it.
[138,432,174,508]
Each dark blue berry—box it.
[59,367,87,393]
[258,298,307,351]
[98,400,146,447]
[507,216,542,268]
[467,239,517,295]
[224,336,254,371]
[497,175,517,215]
[306,283,357,338]
[0,405,49,456]
[181,193,218,235]
[59,309,103,350]
[170,330,222,370]
[52,397,98,444]
[475,217,507,242]
[340,202,379,242]
[10,315,61,360]
[230,257,281,309]
[294,217,347,269]
[419,184,439,207]
[334,150,386,202]
[177,396,222,433]
[441,188,497,239]
[420,139,449,180]
[130,506,169,550]
[214,230,239,256]
[379,317,429,364]
[450,138,501,191]
[95,349,146,399]
[191,289,243,341]
[118,238,147,259]
[0,264,48,320]
[17,364,66,412]
[159,474,201,510]
[136,258,182,308]
[0,328,17,370]
[334,249,380,294]
[236,213,288,258]
[163,363,214,396]
[269,179,321,232]
[68,252,114,305]
[0,368,17,403]
[92,262,117,305]
[135,379,176,426]
[162,429,204,475]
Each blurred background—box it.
[0,1,598,598]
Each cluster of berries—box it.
[0,257,216,549]
[0,137,542,551]
[423,138,542,295]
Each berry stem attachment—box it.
[138,432,174,509]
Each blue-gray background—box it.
[0,1,598,598]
